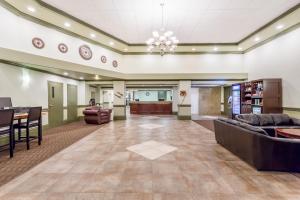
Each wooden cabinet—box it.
[238,79,282,114]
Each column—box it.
[113,81,126,120]
[177,80,191,120]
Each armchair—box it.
[83,107,112,124]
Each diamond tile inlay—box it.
[138,123,164,130]
[126,140,177,160]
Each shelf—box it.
[252,104,263,107]
[251,96,263,99]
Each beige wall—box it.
[198,87,221,115]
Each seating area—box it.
[1,0,300,199]
[0,98,42,157]
[214,114,300,171]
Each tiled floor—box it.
[1,115,300,200]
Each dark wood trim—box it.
[283,107,300,112]
[177,116,192,120]
[178,104,191,107]
[113,105,126,107]
[113,116,127,120]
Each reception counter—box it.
[129,101,172,115]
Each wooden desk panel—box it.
[130,102,172,115]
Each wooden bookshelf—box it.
[236,79,282,114]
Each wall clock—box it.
[79,45,93,60]
[101,56,107,63]
[112,60,118,68]
[32,37,45,49]
[58,43,68,53]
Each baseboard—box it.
[113,116,127,120]
[177,116,192,120]
[172,112,178,115]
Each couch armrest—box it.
[291,118,300,126]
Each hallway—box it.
[1,115,300,200]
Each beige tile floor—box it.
[1,115,300,200]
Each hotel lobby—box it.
[0,0,300,199]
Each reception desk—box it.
[129,101,172,115]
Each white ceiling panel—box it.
[42,0,300,43]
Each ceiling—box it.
[41,0,300,44]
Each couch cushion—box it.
[271,114,291,126]
[257,114,274,126]
[239,123,269,136]
[236,114,260,126]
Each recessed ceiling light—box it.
[214,47,218,51]
[94,75,101,80]
[90,33,96,38]
[63,72,69,76]
[124,48,128,51]
[192,48,196,51]
[27,6,35,12]
[276,24,284,30]
[109,41,114,46]
[238,47,243,51]
[254,37,260,42]
[79,77,84,80]
[64,22,71,27]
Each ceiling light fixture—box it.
[124,48,128,51]
[95,75,100,80]
[109,41,114,46]
[27,6,35,12]
[254,37,260,42]
[238,47,243,51]
[214,47,218,51]
[79,77,84,80]
[276,24,284,30]
[192,48,196,51]
[63,72,69,76]
[146,2,178,56]
[90,33,96,38]
[64,22,71,27]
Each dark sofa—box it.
[235,114,300,136]
[214,117,300,172]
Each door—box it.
[48,81,63,127]
[67,84,78,122]
[198,87,221,115]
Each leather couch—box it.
[83,107,112,125]
[214,118,300,172]
[235,114,300,136]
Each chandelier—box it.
[146,2,179,56]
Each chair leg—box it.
[18,119,21,141]
[26,127,30,150]
[9,130,13,158]
[12,129,16,149]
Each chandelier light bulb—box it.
[152,31,159,38]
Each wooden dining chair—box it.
[14,107,42,150]
[0,109,15,158]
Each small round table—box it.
[275,128,300,139]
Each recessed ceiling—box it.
[41,0,300,44]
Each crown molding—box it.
[1,0,300,54]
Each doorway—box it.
[48,81,64,127]
[67,84,78,122]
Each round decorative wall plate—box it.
[32,37,45,49]
[101,56,107,63]
[112,60,118,68]
[79,45,93,60]
[58,43,68,53]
